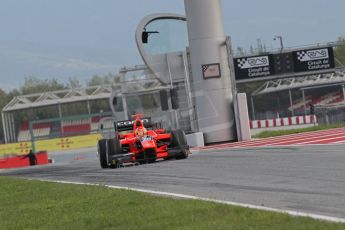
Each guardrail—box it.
[250,115,317,129]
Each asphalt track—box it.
[1,141,345,220]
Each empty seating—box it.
[62,124,91,136]
[17,116,114,141]
[17,121,52,142]
[91,116,113,132]
[289,91,345,112]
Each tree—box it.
[68,77,82,88]
[87,73,117,86]
[20,76,66,95]
[249,45,254,55]
[236,46,246,56]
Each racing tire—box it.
[98,139,108,168]
[106,137,122,167]
[170,129,189,160]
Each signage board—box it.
[202,63,221,79]
[292,47,335,72]
[234,55,275,80]
[273,53,294,75]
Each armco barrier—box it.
[0,151,49,169]
[0,134,101,156]
[250,115,317,129]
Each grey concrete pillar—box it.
[236,93,251,141]
[121,95,129,120]
[10,113,16,142]
[251,96,256,120]
[58,104,62,119]
[302,90,307,115]
[2,112,8,143]
[184,0,236,143]
[87,101,91,115]
[6,113,14,143]
[182,50,197,131]
[289,89,294,116]
[5,113,11,143]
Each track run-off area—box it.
[1,128,345,222]
[199,127,345,150]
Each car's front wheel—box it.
[98,139,108,168]
[106,137,123,167]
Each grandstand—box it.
[250,69,345,121]
[17,121,51,142]
[288,90,344,112]
[1,85,115,143]
[1,64,192,144]
[15,115,116,142]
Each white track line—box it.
[33,179,345,224]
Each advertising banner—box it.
[0,134,101,156]
[292,47,335,72]
[234,54,275,80]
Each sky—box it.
[0,0,344,91]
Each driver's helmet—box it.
[135,127,147,138]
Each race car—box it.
[97,114,190,168]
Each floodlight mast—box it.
[184,0,236,143]
[274,35,284,52]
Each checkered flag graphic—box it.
[202,65,209,73]
[237,58,246,68]
[297,51,307,61]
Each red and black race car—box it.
[97,114,190,168]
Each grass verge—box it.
[0,176,344,230]
[253,124,345,139]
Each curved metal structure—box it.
[135,13,186,82]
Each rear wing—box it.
[116,117,152,132]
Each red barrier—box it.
[0,151,49,169]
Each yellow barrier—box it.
[0,134,102,156]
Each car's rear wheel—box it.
[170,129,189,160]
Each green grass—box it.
[0,177,344,230]
[253,124,345,139]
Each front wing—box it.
[109,147,187,167]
